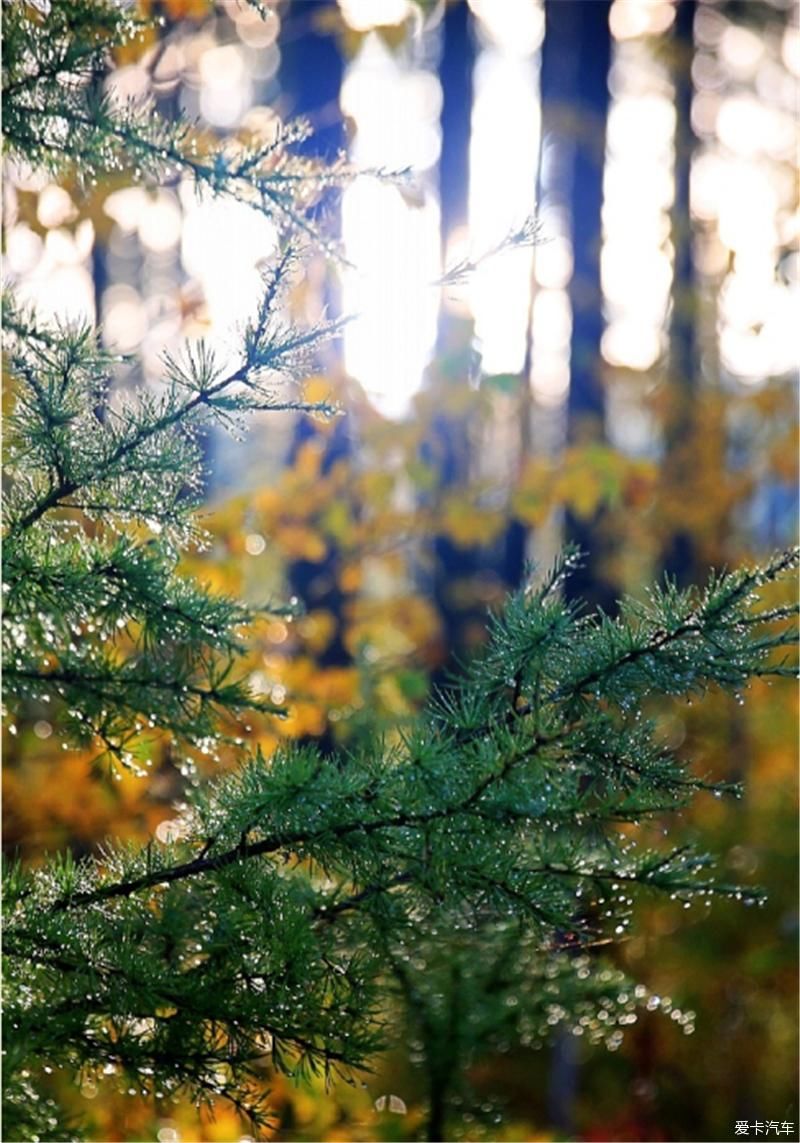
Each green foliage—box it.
[2,261,343,769]
[4,540,798,1137]
[2,2,799,1141]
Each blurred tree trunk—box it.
[427,2,484,675]
[433,1,532,643]
[438,0,473,244]
[423,346,485,680]
[539,0,614,614]
[281,8,352,756]
[279,1,345,155]
[662,0,701,586]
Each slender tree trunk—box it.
[427,1078,448,1143]
[281,9,351,755]
[278,1,345,155]
[438,0,473,245]
[425,2,484,677]
[539,0,614,613]
[663,0,699,586]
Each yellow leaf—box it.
[293,439,325,482]
[254,486,282,517]
[339,561,363,593]
[321,499,353,543]
[438,496,505,548]
[357,470,395,509]
[298,610,337,655]
[303,374,335,406]
[511,458,554,526]
[275,523,327,562]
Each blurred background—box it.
[3,0,799,1140]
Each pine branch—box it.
[5,547,797,1136]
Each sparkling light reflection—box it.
[339,21,442,419]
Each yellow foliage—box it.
[437,494,505,549]
[356,470,396,511]
[769,429,799,481]
[113,26,158,66]
[338,561,363,593]
[309,666,361,708]
[404,457,438,492]
[345,595,440,662]
[274,523,327,562]
[555,445,629,520]
[3,745,163,856]
[199,1103,249,1142]
[253,486,283,517]
[269,657,361,737]
[292,439,326,483]
[512,458,555,526]
[320,498,354,544]
[298,609,337,655]
[303,374,336,407]
[374,673,415,717]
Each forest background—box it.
[2,0,798,1140]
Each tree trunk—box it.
[539,0,614,612]
[662,0,700,586]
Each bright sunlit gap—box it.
[467,0,543,377]
[691,0,799,384]
[599,7,675,457]
[181,187,278,361]
[602,24,675,376]
[525,0,570,413]
[339,14,442,419]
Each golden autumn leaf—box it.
[338,561,363,593]
[293,439,326,482]
[345,595,440,661]
[357,470,395,510]
[274,522,327,562]
[253,486,283,518]
[320,498,354,544]
[161,0,212,19]
[281,700,327,739]
[303,373,337,408]
[375,674,415,716]
[511,457,554,527]
[437,496,505,549]
[308,666,360,708]
[298,609,337,655]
